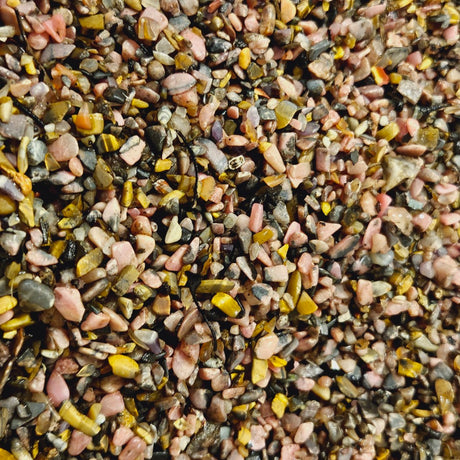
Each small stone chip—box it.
[398,358,424,378]
[271,393,289,418]
[297,291,318,315]
[251,358,268,385]
[211,292,241,318]
[108,354,140,379]
[397,79,422,104]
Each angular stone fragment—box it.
[382,156,423,192]
[197,138,228,173]
[308,53,334,80]
[254,333,279,359]
[280,0,296,23]
[264,265,289,283]
[138,7,168,41]
[112,265,140,296]
[39,44,75,63]
[172,341,199,380]
[119,136,145,166]
[162,72,196,95]
[397,79,422,104]
[18,279,54,312]
[54,286,85,322]
[0,115,32,139]
[0,230,26,256]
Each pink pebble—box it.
[49,133,79,162]
[356,279,373,306]
[297,252,313,275]
[281,444,300,458]
[361,3,386,18]
[165,245,188,271]
[406,118,420,137]
[26,248,59,266]
[316,149,330,172]
[228,12,242,32]
[262,144,286,173]
[102,197,121,232]
[139,269,162,289]
[119,436,147,460]
[181,28,207,61]
[244,13,259,33]
[120,137,146,166]
[254,333,279,359]
[199,100,220,130]
[227,106,239,119]
[68,157,84,177]
[440,213,460,226]
[111,241,137,271]
[364,370,384,388]
[68,430,92,456]
[435,183,457,195]
[102,307,129,332]
[321,109,340,130]
[264,265,289,283]
[287,163,310,188]
[385,299,408,316]
[444,25,459,44]
[250,425,266,451]
[93,83,108,99]
[412,212,432,232]
[294,422,314,443]
[46,370,70,406]
[42,14,66,43]
[283,221,301,244]
[81,312,110,331]
[0,310,14,326]
[295,377,315,392]
[139,7,168,39]
[28,31,49,50]
[362,218,382,249]
[136,235,156,264]
[316,221,341,241]
[54,358,79,375]
[122,39,140,61]
[225,135,249,147]
[249,203,264,233]
[172,342,200,380]
[131,215,152,235]
[406,51,422,67]
[113,426,135,447]
[100,391,125,417]
[54,286,85,322]
[376,193,392,217]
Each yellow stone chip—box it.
[271,393,289,418]
[108,354,140,379]
[238,427,251,446]
[0,296,17,315]
[251,358,268,384]
[398,358,423,378]
[253,227,274,244]
[239,48,251,70]
[79,14,105,29]
[1,314,33,331]
[211,292,241,318]
[297,291,318,315]
[76,248,104,278]
[376,122,400,141]
[59,401,101,436]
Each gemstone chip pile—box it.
[0,0,459,459]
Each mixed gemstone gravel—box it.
[0,0,459,459]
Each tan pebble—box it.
[280,0,297,23]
